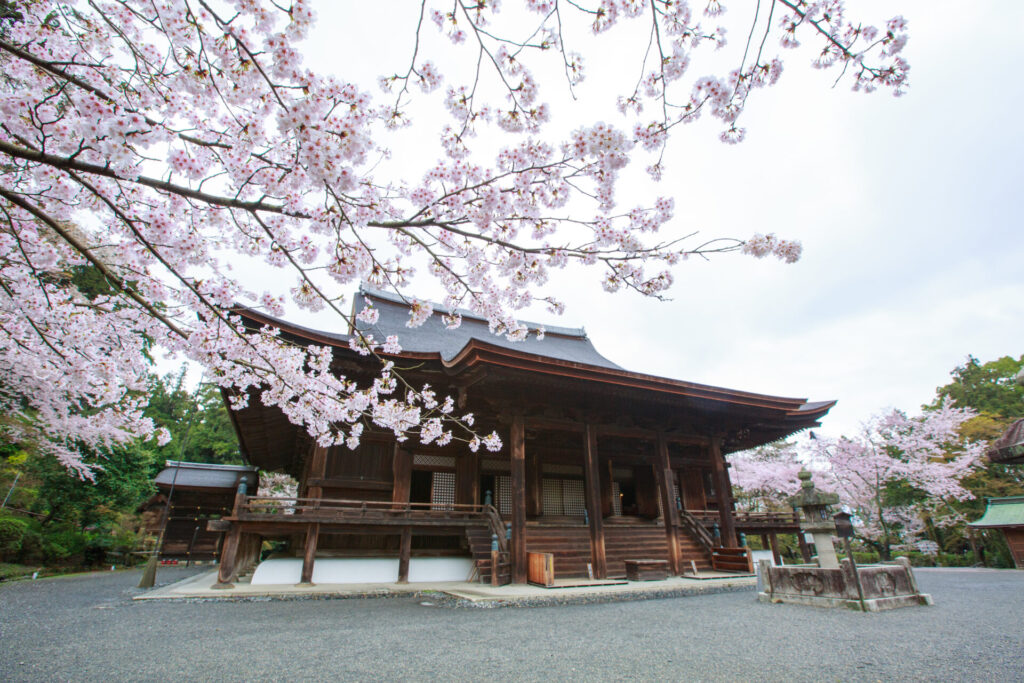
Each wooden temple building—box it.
[141,461,258,562]
[214,287,833,587]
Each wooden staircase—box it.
[467,520,716,583]
[465,527,510,584]
[605,524,668,578]
[676,527,714,573]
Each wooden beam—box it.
[397,526,412,583]
[709,438,738,547]
[583,424,607,579]
[392,445,412,509]
[511,415,528,583]
[300,523,319,584]
[654,432,682,574]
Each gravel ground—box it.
[1,566,1022,682]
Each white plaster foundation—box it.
[250,557,475,585]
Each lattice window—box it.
[611,482,622,516]
[541,478,586,517]
[542,478,563,516]
[414,454,455,468]
[563,479,586,517]
[497,475,511,516]
[543,464,583,475]
[611,467,633,479]
[482,458,509,473]
[431,471,455,510]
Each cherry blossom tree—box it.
[808,401,986,559]
[729,440,807,510]
[0,0,911,476]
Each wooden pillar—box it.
[397,526,412,583]
[392,445,412,509]
[599,456,613,518]
[654,432,682,575]
[526,448,542,517]
[797,532,813,563]
[213,525,240,588]
[510,415,527,584]
[769,532,782,565]
[709,438,738,547]
[307,445,328,501]
[582,424,607,579]
[300,523,319,584]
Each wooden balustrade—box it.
[687,509,801,530]
[235,495,496,525]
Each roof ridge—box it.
[358,284,589,339]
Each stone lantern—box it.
[788,469,840,569]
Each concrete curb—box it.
[134,571,757,608]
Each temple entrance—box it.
[618,479,638,517]
[410,469,432,504]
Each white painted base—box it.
[250,557,475,585]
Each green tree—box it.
[933,354,1024,421]
[144,370,243,466]
[929,354,1024,565]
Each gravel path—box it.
[1,567,1022,682]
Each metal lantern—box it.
[833,512,855,539]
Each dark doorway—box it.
[410,469,432,504]
[480,474,496,506]
[619,480,638,516]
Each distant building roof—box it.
[969,496,1024,528]
[988,418,1024,465]
[154,460,258,492]
[352,286,623,370]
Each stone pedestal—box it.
[758,557,933,611]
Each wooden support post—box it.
[490,545,500,587]
[769,533,782,565]
[392,445,412,509]
[510,415,527,584]
[582,424,607,579]
[300,523,319,584]
[213,525,240,588]
[709,438,738,548]
[599,455,613,518]
[654,432,682,575]
[397,526,412,583]
[526,448,542,517]
[797,532,812,563]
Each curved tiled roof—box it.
[352,286,622,370]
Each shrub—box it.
[0,515,28,560]
[41,527,88,565]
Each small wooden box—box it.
[527,552,555,587]
[625,559,669,581]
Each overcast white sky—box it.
[274,1,1024,438]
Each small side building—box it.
[142,461,258,562]
[969,496,1024,569]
